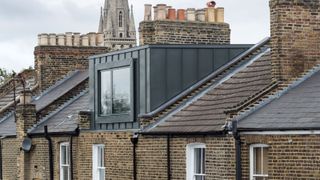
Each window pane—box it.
[98,147,104,167]
[194,148,201,174]
[112,68,131,114]
[100,71,112,115]
[254,148,262,174]
[62,166,69,180]
[195,175,205,180]
[61,146,67,164]
[263,148,268,174]
[99,169,105,180]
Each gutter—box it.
[139,131,226,137]
[28,129,80,138]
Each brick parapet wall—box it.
[34,46,108,92]
[241,134,320,179]
[139,21,230,45]
[270,0,320,82]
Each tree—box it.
[0,68,14,85]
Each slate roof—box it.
[238,68,320,131]
[0,70,89,137]
[29,91,89,134]
[0,114,16,137]
[146,49,273,134]
[34,70,88,111]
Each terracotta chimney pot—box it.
[177,9,186,21]
[167,9,177,20]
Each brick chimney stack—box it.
[16,90,36,180]
[270,0,320,82]
[16,90,36,139]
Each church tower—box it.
[98,0,137,50]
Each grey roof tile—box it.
[30,92,89,134]
[34,70,88,111]
[0,114,16,137]
[238,70,320,130]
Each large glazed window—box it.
[100,67,131,116]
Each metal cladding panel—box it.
[149,48,167,110]
[167,49,183,100]
[149,45,251,112]
[139,49,147,114]
[182,49,198,88]
[213,48,229,70]
[198,49,214,79]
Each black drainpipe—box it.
[232,121,242,180]
[70,136,74,180]
[130,134,139,180]
[44,126,54,180]
[70,127,79,180]
[167,135,171,180]
[0,138,2,180]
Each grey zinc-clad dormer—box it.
[89,44,252,131]
[98,0,137,50]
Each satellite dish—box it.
[22,137,32,152]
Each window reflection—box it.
[100,67,131,116]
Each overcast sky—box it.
[0,0,270,72]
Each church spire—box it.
[98,7,104,33]
[129,5,136,36]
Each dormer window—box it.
[119,11,123,27]
[99,67,131,116]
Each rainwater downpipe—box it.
[70,136,74,180]
[130,134,139,180]
[232,121,242,180]
[44,126,54,180]
[167,135,171,180]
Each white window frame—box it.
[250,144,269,180]
[60,142,70,180]
[93,144,106,180]
[186,143,206,180]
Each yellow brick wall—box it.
[241,134,320,179]
[2,138,19,180]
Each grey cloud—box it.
[0,0,270,72]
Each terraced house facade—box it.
[0,0,319,180]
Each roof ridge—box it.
[142,47,271,133]
[28,89,89,134]
[235,63,320,124]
